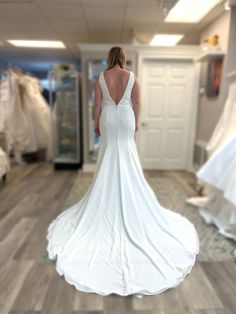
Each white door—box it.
[138,59,194,170]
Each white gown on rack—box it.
[196,131,236,240]
[206,81,236,157]
[186,80,236,242]
[47,70,199,298]
[20,75,52,160]
[0,70,52,162]
[0,69,32,155]
[197,131,236,207]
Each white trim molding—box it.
[82,163,96,172]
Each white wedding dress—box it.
[0,69,52,162]
[186,80,236,242]
[47,70,199,298]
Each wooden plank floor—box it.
[0,162,235,314]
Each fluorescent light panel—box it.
[165,0,222,23]
[7,40,66,48]
[150,34,184,46]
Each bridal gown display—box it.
[206,75,236,157]
[0,69,52,163]
[196,130,236,241]
[20,75,52,160]
[46,70,200,298]
[186,78,236,242]
[0,69,32,155]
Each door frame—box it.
[136,47,201,172]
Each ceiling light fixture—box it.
[7,40,66,48]
[165,0,222,23]
[150,34,184,46]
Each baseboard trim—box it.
[81,163,96,172]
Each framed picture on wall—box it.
[206,58,223,97]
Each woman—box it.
[94,47,139,136]
[47,46,199,299]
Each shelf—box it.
[195,50,225,62]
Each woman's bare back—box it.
[94,65,140,134]
[103,67,131,105]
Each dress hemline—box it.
[46,219,200,299]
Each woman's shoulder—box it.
[103,67,131,74]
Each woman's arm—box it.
[94,77,102,136]
[131,78,140,132]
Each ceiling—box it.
[0,0,226,70]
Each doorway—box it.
[137,59,196,170]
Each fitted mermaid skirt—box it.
[46,71,199,298]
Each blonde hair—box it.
[106,46,126,70]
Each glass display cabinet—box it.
[49,70,82,169]
[87,59,133,162]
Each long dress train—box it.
[46,70,199,298]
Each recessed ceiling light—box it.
[150,34,184,46]
[7,40,66,48]
[165,0,222,23]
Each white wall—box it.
[196,11,230,143]
[201,11,230,50]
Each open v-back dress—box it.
[46,70,200,299]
